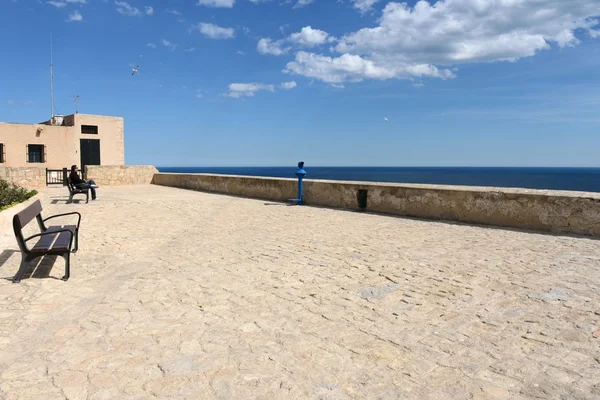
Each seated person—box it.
[69,165,98,200]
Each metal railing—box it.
[46,168,68,186]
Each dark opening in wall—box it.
[81,125,98,134]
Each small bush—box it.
[0,179,38,211]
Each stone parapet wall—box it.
[0,167,46,190]
[152,173,600,237]
[152,173,298,201]
[86,165,159,186]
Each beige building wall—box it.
[73,114,125,167]
[0,113,124,170]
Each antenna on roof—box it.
[50,34,54,119]
[73,95,80,114]
[48,35,63,126]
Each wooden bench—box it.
[12,200,81,283]
[67,177,89,203]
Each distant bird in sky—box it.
[384,117,389,122]
[132,65,139,75]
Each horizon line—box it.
[154,165,600,169]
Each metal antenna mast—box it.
[50,35,54,119]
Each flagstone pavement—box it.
[0,185,599,399]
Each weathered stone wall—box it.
[152,173,298,201]
[86,165,158,186]
[0,167,46,190]
[152,173,600,237]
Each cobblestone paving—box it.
[0,185,599,400]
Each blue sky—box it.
[1,0,599,167]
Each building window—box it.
[27,144,45,163]
[0,143,4,163]
[81,125,98,134]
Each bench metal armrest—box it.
[25,229,74,242]
[44,212,82,229]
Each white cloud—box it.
[196,89,204,98]
[227,81,297,98]
[166,9,182,15]
[279,81,297,89]
[197,0,234,8]
[48,1,67,7]
[115,1,140,16]
[227,83,275,98]
[161,39,177,51]
[236,50,245,55]
[284,51,398,83]
[257,26,333,56]
[145,6,153,15]
[351,0,378,13]
[184,47,196,52]
[67,10,83,21]
[257,38,289,55]
[293,0,312,8]
[50,0,86,6]
[337,0,600,64]
[191,23,235,39]
[288,26,334,47]
[283,0,600,84]
[146,42,156,48]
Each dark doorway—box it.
[80,139,100,178]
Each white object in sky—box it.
[384,117,389,122]
[132,65,139,75]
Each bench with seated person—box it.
[12,199,81,283]
[69,165,98,201]
[67,177,90,203]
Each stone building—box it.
[0,113,124,172]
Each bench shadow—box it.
[0,253,61,281]
[50,199,85,205]
[0,249,20,269]
[264,202,295,207]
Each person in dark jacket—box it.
[70,165,98,200]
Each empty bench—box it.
[12,200,81,283]
[67,177,89,203]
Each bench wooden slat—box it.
[14,200,43,229]
[31,233,57,253]
[47,225,77,233]
[52,231,72,251]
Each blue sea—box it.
[157,167,600,193]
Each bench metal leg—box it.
[13,254,34,283]
[62,252,70,281]
[72,229,79,253]
[85,192,89,203]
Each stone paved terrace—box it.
[0,185,599,400]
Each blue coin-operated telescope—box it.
[289,161,307,205]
